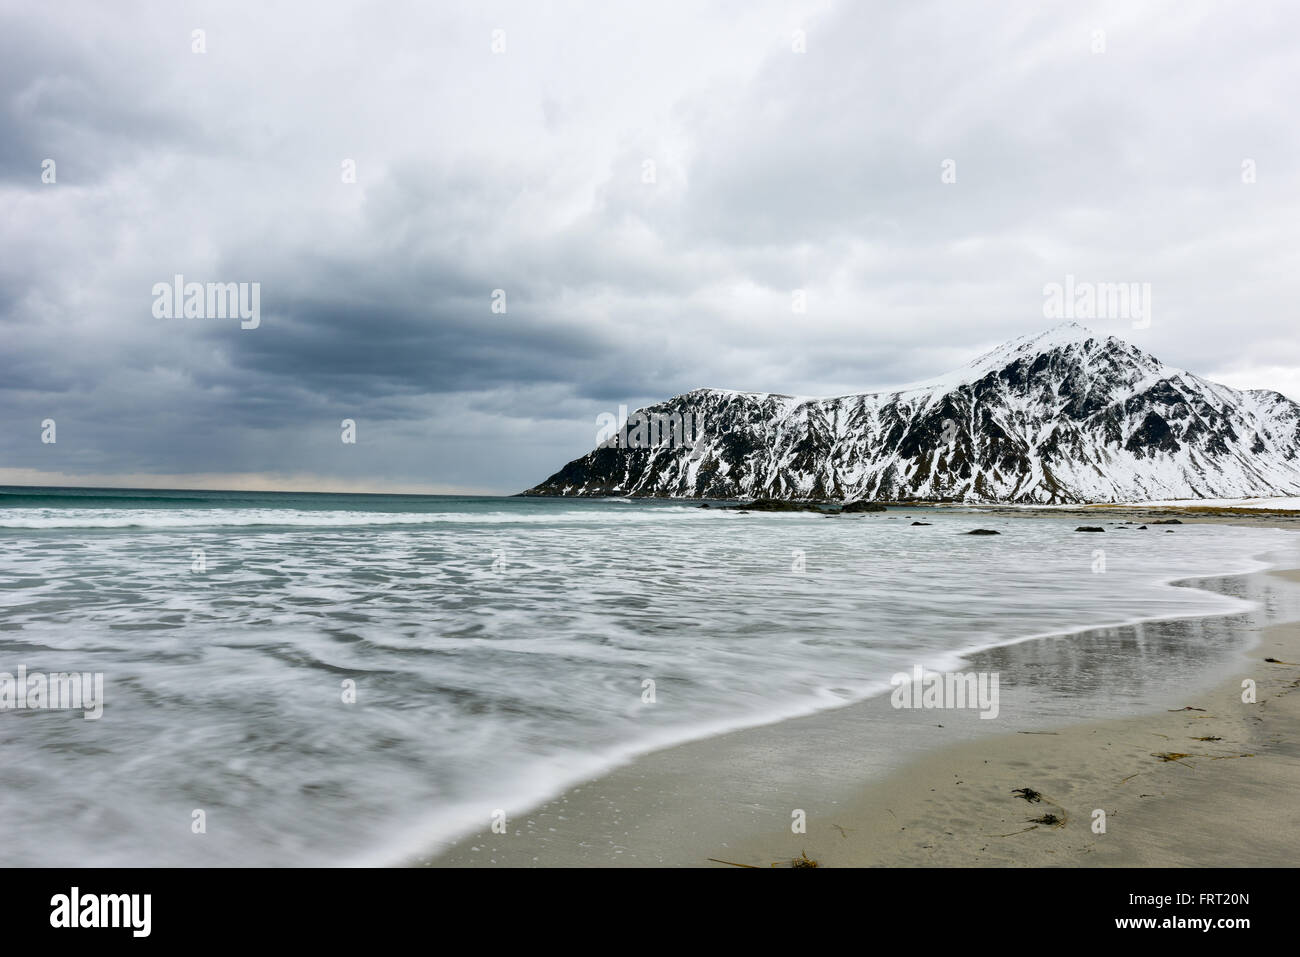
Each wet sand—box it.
[721,573,1300,868]
[419,561,1300,867]
[976,503,1300,530]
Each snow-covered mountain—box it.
[522,323,1300,504]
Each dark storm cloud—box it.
[0,7,216,188]
[2,0,1299,493]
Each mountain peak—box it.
[907,323,1147,396]
[972,321,1104,363]
[525,327,1300,504]
[1038,319,1095,338]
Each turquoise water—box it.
[0,486,1296,865]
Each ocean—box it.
[0,486,1295,866]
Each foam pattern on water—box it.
[0,492,1295,865]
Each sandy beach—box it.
[727,572,1300,868]
[977,503,1300,530]
[422,516,1300,868]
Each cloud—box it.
[2,0,1298,493]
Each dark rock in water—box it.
[966,529,1000,535]
[1151,518,1183,524]
[911,521,932,526]
[1075,526,1105,532]
[841,500,887,513]
[696,503,710,508]
[722,499,825,513]
[1138,525,1148,529]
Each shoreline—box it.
[972,504,1300,529]
[724,567,1300,868]
[517,493,1300,523]
[420,541,1300,867]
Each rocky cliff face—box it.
[523,323,1300,504]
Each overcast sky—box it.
[3,0,1298,494]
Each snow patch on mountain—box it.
[524,323,1300,504]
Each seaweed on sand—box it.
[1007,788,1068,831]
[1030,812,1066,827]
[707,849,821,868]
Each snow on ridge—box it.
[527,325,1300,504]
[686,323,1198,406]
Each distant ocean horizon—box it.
[0,484,514,509]
[2,484,1296,865]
